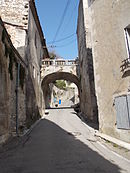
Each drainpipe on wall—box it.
[16,63,20,136]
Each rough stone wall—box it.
[50,84,79,108]
[77,0,98,122]
[0,0,29,58]
[25,5,44,126]
[84,0,130,142]
[0,19,26,144]
[0,27,9,143]
[41,63,77,79]
[41,63,79,108]
[0,0,47,133]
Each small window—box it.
[124,27,130,58]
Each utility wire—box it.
[48,39,76,48]
[49,1,78,45]
[62,1,78,34]
[56,38,77,48]
[50,30,86,48]
[52,0,71,44]
[48,25,88,47]
[48,0,79,45]
[48,33,76,44]
[48,26,87,48]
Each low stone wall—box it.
[0,18,26,144]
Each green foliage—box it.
[2,29,25,84]
[49,50,61,59]
[2,34,16,80]
[5,44,10,57]
[5,44,13,58]
[54,80,66,90]
[8,50,15,80]
[2,29,6,43]
[49,51,56,59]
[113,143,118,148]
[19,64,25,90]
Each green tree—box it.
[49,49,62,59]
[54,80,66,90]
[49,51,56,59]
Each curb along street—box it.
[25,111,130,153]
[77,112,130,152]
[94,131,130,151]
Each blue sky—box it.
[35,0,79,60]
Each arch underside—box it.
[41,72,80,108]
[41,72,80,90]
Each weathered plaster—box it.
[0,19,26,143]
[77,0,98,122]
[78,0,130,142]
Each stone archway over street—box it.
[41,71,80,108]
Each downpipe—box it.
[16,63,20,136]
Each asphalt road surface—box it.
[0,109,130,173]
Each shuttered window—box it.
[115,95,130,129]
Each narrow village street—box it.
[1,1,130,173]
[0,109,130,173]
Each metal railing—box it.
[120,58,130,72]
[42,59,78,66]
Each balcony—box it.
[42,59,78,66]
[120,58,130,77]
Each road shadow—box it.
[71,111,99,130]
[0,118,122,173]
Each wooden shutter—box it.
[115,95,130,129]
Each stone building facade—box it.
[0,0,49,143]
[0,18,26,144]
[41,59,79,108]
[77,0,130,143]
[77,0,98,123]
[25,0,49,126]
[0,0,29,59]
